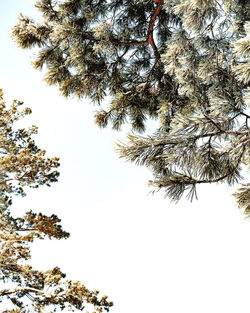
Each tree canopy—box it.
[0,89,113,312]
[12,0,250,213]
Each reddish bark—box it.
[112,0,164,58]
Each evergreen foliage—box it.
[0,89,113,312]
[12,0,250,212]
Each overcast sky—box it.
[1,1,250,313]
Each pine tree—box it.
[12,0,249,213]
[0,89,113,312]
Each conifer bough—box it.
[0,89,113,312]
[12,0,250,213]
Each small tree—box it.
[0,89,113,312]
[12,0,250,212]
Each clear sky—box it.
[1,1,250,313]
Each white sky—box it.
[1,1,250,313]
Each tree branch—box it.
[225,129,250,135]
[112,0,164,58]
[0,286,88,305]
[196,138,250,184]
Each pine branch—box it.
[196,138,250,184]
[112,0,164,58]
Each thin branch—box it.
[90,48,129,78]
[204,114,223,131]
[16,228,38,232]
[0,286,88,305]
[90,62,116,77]
[196,138,250,184]
[230,112,250,120]
[0,287,53,297]
[205,114,250,135]
[225,129,250,135]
